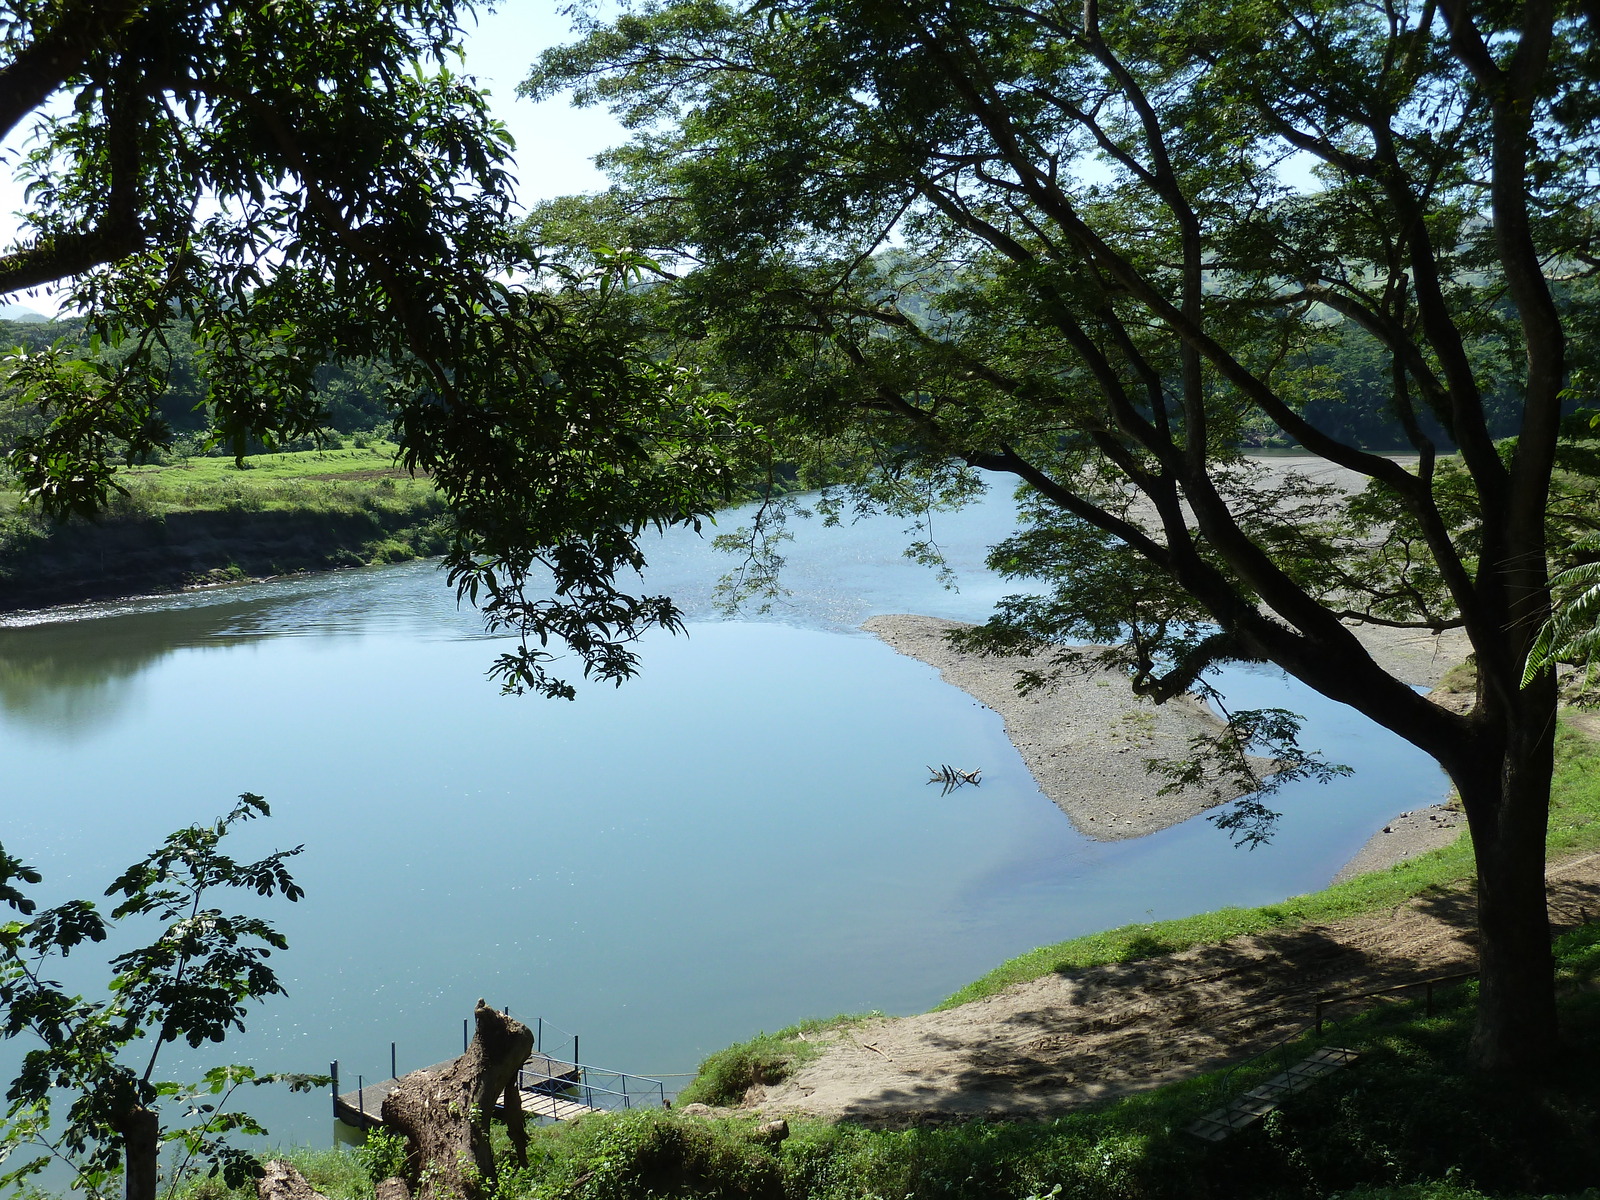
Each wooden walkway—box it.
[334,1052,600,1129]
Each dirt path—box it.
[743,852,1600,1126]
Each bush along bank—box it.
[0,450,449,609]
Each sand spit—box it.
[863,611,1473,870]
[863,613,1244,840]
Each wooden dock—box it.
[334,1052,601,1129]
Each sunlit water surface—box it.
[0,486,1447,1148]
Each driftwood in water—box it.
[379,1000,534,1200]
[927,764,982,795]
[256,1160,330,1200]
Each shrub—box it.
[353,1127,410,1184]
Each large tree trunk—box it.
[116,1104,158,1200]
[1451,691,1559,1072]
[379,1001,533,1200]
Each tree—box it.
[525,0,1600,1073]
[0,0,748,697]
[0,795,319,1200]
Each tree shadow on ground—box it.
[831,871,1600,1126]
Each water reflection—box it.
[0,599,286,734]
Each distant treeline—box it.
[0,313,1534,463]
[0,317,396,459]
[1246,317,1527,451]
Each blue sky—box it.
[0,2,628,315]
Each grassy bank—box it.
[0,444,804,611]
[525,943,1600,1200]
[672,720,1600,1101]
[0,445,449,609]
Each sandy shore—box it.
[1331,803,1468,884]
[863,612,1470,871]
[864,614,1248,840]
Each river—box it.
[0,483,1447,1148]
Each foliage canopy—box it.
[0,796,318,1200]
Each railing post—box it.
[536,1017,542,1055]
[463,1018,469,1053]
[330,1061,339,1120]
[391,1042,397,1080]
[358,1075,365,1124]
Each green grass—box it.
[121,443,412,487]
[105,443,437,518]
[675,1014,884,1108]
[0,443,451,598]
[939,721,1600,1010]
[3,443,433,527]
[175,1146,371,1200]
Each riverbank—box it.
[736,847,1600,1125]
[863,612,1471,854]
[0,446,448,610]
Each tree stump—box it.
[256,1160,329,1200]
[380,1001,533,1200]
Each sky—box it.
[0,2,630,316]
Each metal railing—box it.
[1313,970,1477,1033]
[1197,968,1480,1111]
[518,1062,668,1120]
[515,1060,668,1116]
[333,1011,669,1129]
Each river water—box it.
[0,484,1447,1148]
